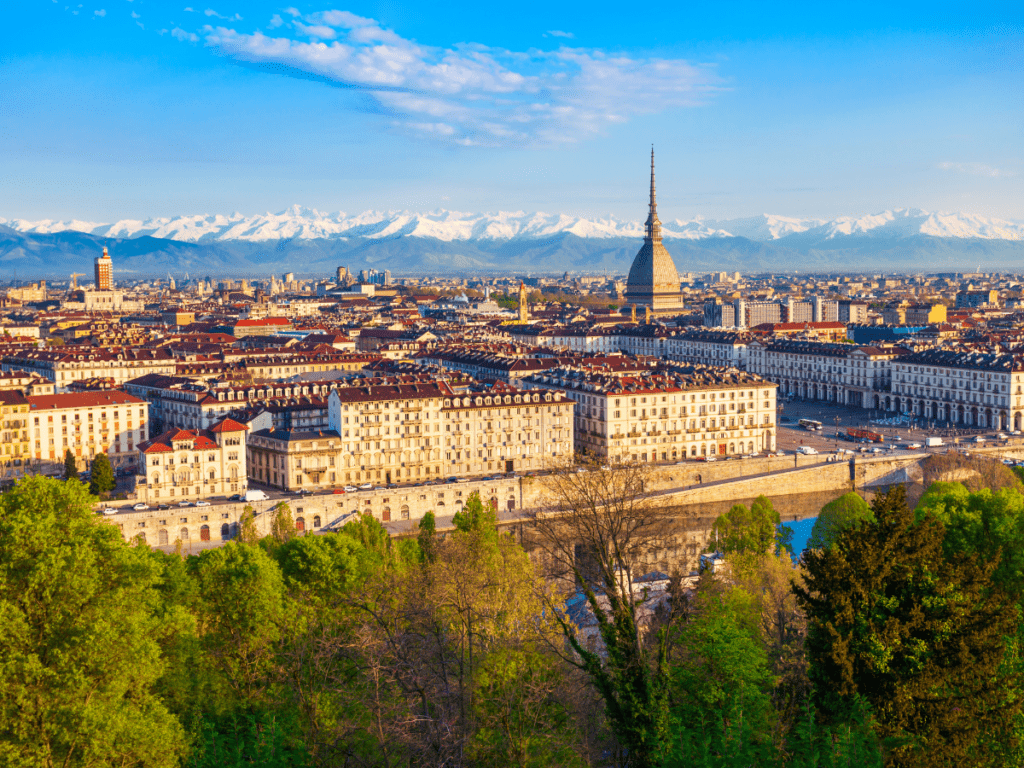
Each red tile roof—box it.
[209,418,248,433]
[28,391,145,411]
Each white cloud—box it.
[171,27,199,42]
[94,8,105,15]
[284,7,300,16]
[268,13,283,28]
[293,21,337,39]
[136,20,144,28]
[939,161,1016,178]
[131,10,139,17]
[196,12,719,147]
[184,6,194,11]
[545,30,574,38]
[203,7,241,20]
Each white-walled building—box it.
[136,418,248,504]
[28,390,149,474]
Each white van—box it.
[243,490,269,502]
[797,446,818,455]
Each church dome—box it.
[625,150,683,310]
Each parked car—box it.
[243,490,269,502]
[907,442,922,449]
[227,494,243,502]
[332,489,346,495]
[196,500,210,507]
[343,486,358,492]
[133,503,149,511]
[358,483,373,490]
[101,508,118,515]
[157,504,170,510]
[178,501,192,507]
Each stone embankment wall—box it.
[105,450,966,550]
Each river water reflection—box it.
[649,489,851,574]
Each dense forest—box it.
[3,464,1024,767]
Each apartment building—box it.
[524,365,777,462]
[126,373,339,432]
[172,351,381,381]
[0,369,55,396]
[136,418,248,504]
[0,391,31,483]
[441,385,574,477]
[890,350,1024,430]
[248,379,574,492]
[746,339,902,408]
[27,390,149,474]
[325,379,449,484]
[4,349,176,389]
[247,429,344,491]
[417,347,563,383]
[615,326,750,369]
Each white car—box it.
[178,501,192,507]
[133,503,149,511]
[195,500,210,507]
[907,443,922,449]
[102,508,118,515]
[358,483,373,490]
[343,486,358,493]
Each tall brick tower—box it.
[94,247,113,291]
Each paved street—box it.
[776,398,1017,457]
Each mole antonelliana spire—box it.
[646,146,661,243]
[625,147,683,315]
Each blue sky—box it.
[2,1,1022,223]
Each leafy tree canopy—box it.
[63,448,78,480]
[808,492,873,550]
[0,476,185,767]
[795,485,1020,768]
[915,481,1024,599]
[89,452,116,497]
[714,495,792,557]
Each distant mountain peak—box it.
[1,207,1022,244]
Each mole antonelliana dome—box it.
[625,150,684,313]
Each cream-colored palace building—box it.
[524,365,777,462]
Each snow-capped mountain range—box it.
[3,206,1023,244]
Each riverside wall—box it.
[105,450,976,555]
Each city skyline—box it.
[3,1,1023,224]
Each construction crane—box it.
[69,273,85,290]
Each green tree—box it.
[794,485,1020,767]
[418,509,438,563]
[531,462,672,767]
[88,452,116,497]
[665,592,776,766]
[469,647,584,768]
[236,505,260,544]
[808,492,873,550]
[270,502,297,543]
[187,543,288,707]
[714,495,792,556]
[453,491,497,535]
[0,476,186,767]
[915,481,1024,599]
[63,447,78,480]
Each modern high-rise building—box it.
[94,247,113,291]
